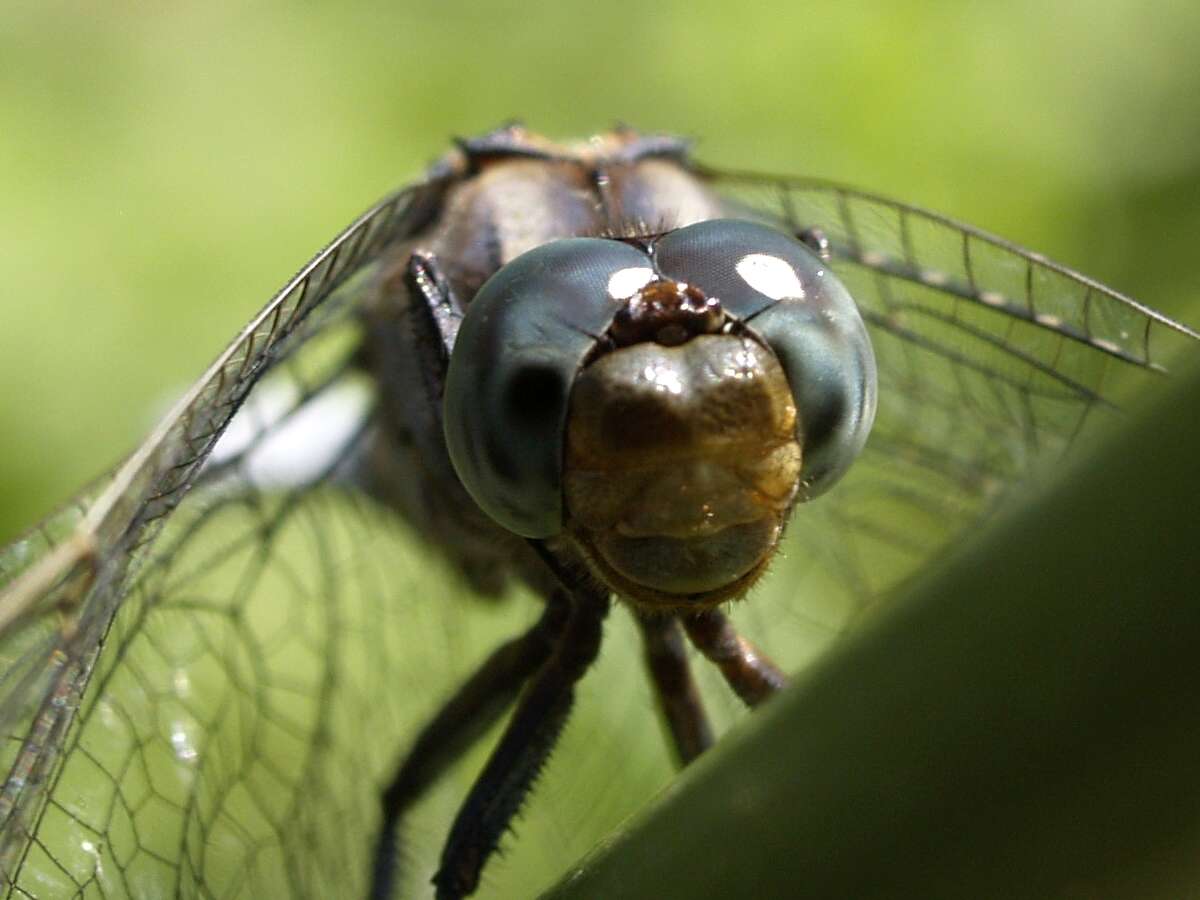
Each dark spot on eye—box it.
[506,364,565,429]
[483,430,518,483]
[803,389,845,454]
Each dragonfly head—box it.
[444,219,877,610]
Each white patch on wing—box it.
[209,377,371,489]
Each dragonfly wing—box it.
[0,178,444,890]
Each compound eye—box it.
[655,220,878,498]
[444,238,653,538]
[653,218,823,319]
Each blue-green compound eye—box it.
[653,220,877,499]
[444,238,653,538]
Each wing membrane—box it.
[0,179,443,889]
[0,331,672,897]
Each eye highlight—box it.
[607,265,656,300]
[735,252,807,301]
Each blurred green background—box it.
[2,0,1200,540]
[2,4,1200,898]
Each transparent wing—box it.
[703,169,1200,629]
[0,178,443,895]
[2,162,1197,900]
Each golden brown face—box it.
[563,335,801,611]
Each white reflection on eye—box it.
[736,253,805,301]
[608,266,656,300]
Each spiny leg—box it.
[369,593,570,900]
[635,613,714,765]
[406,249,464,361]
[682,609,788,706]
[433,578,610,900]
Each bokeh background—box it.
[2,1,1200,539]
[2,3,1200,898]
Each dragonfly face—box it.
[0,124,1196,899]
[440,217,876,608]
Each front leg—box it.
[636,612,714,765]
[406,249,464,363]
[369,593,570,900]
[434,568,610,899]
[682,609,788,707]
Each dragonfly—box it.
[1,123,1196,900]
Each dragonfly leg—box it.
[405,248,464,362]
[432,579,610,900]
[368,591,571,900]
[635,612,714,765]
[682,609,788,707]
